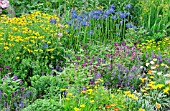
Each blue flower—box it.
[105,10,112,15]
[93,15,100,20]
[110,4,115,9]
[14,102,18,107]
[102,14,108,19]
[112,15,117,20]
[97,24,101,28]
[71,13,78,19]
[125,4,132,9]
[119,12,126,19]
[81,21,87,26]
[42,43,48,48]
[126,22,133,28]
[50,19,56,24]
[88,30,94,35]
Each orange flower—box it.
[114,108,120,111]
[105,105,111,109]
[148,70,152,74]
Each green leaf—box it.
[51,0,63,3]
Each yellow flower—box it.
[67,93,73,96]
[111,95,115,98]
[46,48,54,52]
[124,91,131,95]
[80,104,85,108]
[161,63,165,66]
[163,87,169,94]
[139,108,145,111]
[156,84,164,89]
[74,107,80,111]
[90,100,95,103]
[139,78,145,83]
[156,103,161,109]
[153,58,157,61]
[65,98,70,100]
[16,57,20,60]
[4,46,9,50]
[110,104,116,107]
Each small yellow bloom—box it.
[163,87,169,94]
[139,108,145,111]
[156,103,161,109]
[74,107,80,111]
[80,104,85,108]
[110,104,116,107]
[153,58,157,61]
[65,98,70,100]
[124,91,131,95]
[90,100,95,103]
[16,57,20,60]
[161,63,165,66]
[67,93,73,96]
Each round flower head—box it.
[0,0,10,8]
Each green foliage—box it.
[30,75,67,98]
[136,0,170,35]
[23,99,64,111]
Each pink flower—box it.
[0,0,10,9]
[58,33,63,37]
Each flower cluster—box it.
[0,0,9,14]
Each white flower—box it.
[152,70,157,73]
[150,61,155,65]
[151,66,156,69]
[157,72,162,75]
[140,66,143,69]
[146,63,150,67]
[165,80,170,84]
[164,74,170,77]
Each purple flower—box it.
[14,102,18,107]
[95,73,101,79]
[82,86,86,91]
[21,88,25,91]
[89,79,94,84]
[20,102,24,108]
[0,68,3,71]
[5,66,9,69]
[12,74,18,81]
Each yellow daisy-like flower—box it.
[156,103,161,109]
